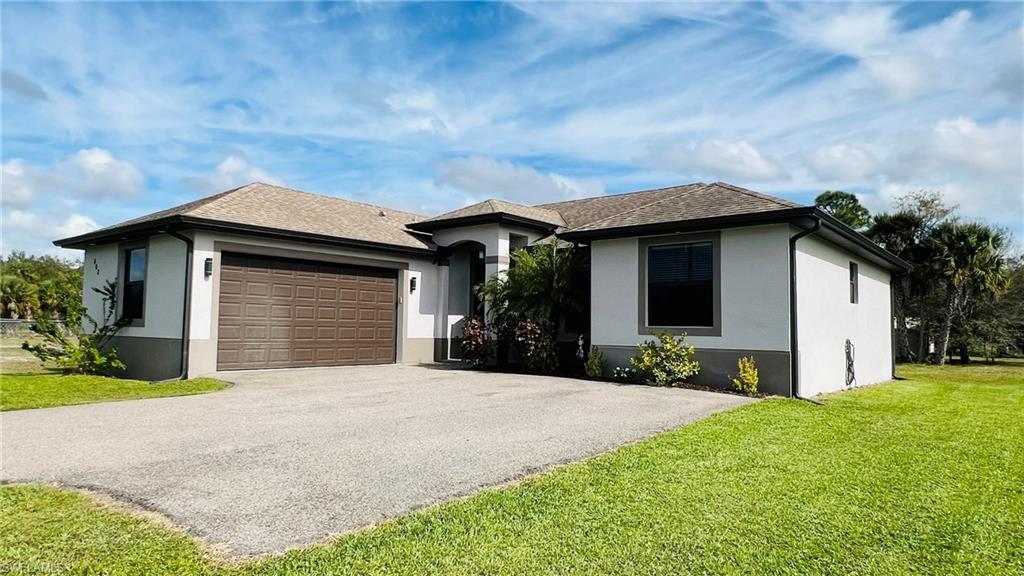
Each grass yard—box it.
[1,362,1022,575]
[0,336,229,410]
[0,373,229,411]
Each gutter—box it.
[789,216,823,404]
[164,228,193,380]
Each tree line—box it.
[0,251,83,322]
[815,190,1021,365]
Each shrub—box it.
[584,346,607,378]
[460,317,493,368]
[730,356,759,395]
[513,319,558,373]
[630,332,701,386]
[22,280,129,375]
[612,366,639,383]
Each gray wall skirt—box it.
[108,336,183,381]
[598,346,792,396]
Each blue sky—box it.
[2,1,1022,257]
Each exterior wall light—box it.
[410,276,417,293]
[204,257,213,278]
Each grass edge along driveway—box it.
[1,362,1022,575]
[0,373,229,411]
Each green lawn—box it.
[0,335,229,410]
[0,373,229,411]
[1,363,1021,575]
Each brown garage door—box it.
[217,253,397,370]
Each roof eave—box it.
[557,207,910,272]
[54,215,437,258]
[557,207,814,242]
[407,212,561,233]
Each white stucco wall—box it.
[81,235,185,339]
[590,224,792,351]
[432,222,547,353]
[795,235,893,396]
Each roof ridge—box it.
[241,182,429,220]
[560,183,711,232]
[711,181,801,208]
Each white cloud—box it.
[58,148,144,198]
[809,5,896,57]
[886,117,1022,182]
[645,139,784,181]
[1,148,142,209]
[2,209,98,256]
[182,155,284,195]
[806,144,876,181]
[434,156,603,205]
[1,159,56,207]
[778,6,974,100]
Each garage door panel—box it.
[244,303,268,318]
[217,252,397,371]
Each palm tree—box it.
[868,211,926,361]
[928,222,1010,364]
[0,274,40,319]
[476,241,584,333]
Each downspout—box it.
[789,216,821,404]
[164,228,193,380]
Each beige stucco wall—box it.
[82,234,186,339]
[589,224,793,352]
[186,230,441,375]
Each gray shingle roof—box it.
[557,182,802,234]
[58,180,806,250]
[72,182,432,250]
[413,198,566,228]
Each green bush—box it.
[630,332,701,386]
[513,319,558,373]
[22,280,129,375]
[460,317,493,368]
[730,356,759,395]
[585,346,607,378]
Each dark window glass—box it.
[647,242,713,327]
[124,247,146,320]
[849,262,859,304]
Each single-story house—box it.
[55,181,909,396]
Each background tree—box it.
[0,252,82,321]
[928,222,1010,365]
[868,211,926,361]
[894,189,957,228]
[883,189,960,362]
[0,275,40,319]
[814,190,872,230]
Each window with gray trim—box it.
[123,246,147,320]
[647,241,714,327]
[849,261,859,304]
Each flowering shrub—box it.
[460,317,493,368]
[612,366,639,383]
[513,319,558,373]
[630,332,701,386]
[730,356,760,395]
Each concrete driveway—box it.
[1,365,754,557]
